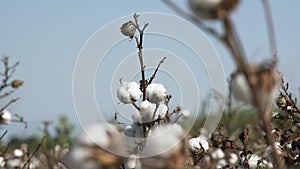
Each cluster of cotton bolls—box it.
[0,146,39,168]
[0,143,69,169]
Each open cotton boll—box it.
[124,155,141,169]
[117,81,142,104]
[63,123,124,169]
[142,124,184,157]
[211,148,225,159]
[141,124,186,169]
[13,149,23,157]
[131,111,142,123]
[0,109,12,124]
[189,136,209,152]
[231,73,252,103]
[248,154,261,168]
[146,83,167,104]
[139,101,168,123]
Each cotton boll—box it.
[157,103,168,118]
[231,73,252,103]
[0,156,5,167]
[63,146,97,169]
[228,153,239,165]
[117,82,142,104]
[131,111,142,123]
[120,21,136,39]
[189,136,209,152]
[216,159,227,169]
[189,0,239,19]
[189,0,222,19]
[189,138,200,152]
[146,83,167,104]
[63,123,124,169]
[142,124,184,157]
[248,154,261,168]
[211,148,225,159]
[13,149,23,157]
[0,109,12,124]
[127,82,143,101]
[139,101,168,123]
[139,101,154,123]
[124,155,141,169]
[77,124,112,147]
[141,124,186,169]
[181,109,190,118]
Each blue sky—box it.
[0,1,300,138]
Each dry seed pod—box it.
[11,79,24,88]
[231,64,282,109]
[189,0,239,19]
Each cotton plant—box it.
[116,13,192,169]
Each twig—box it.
[0,90,15,99]
[22,137,45,169]
[222,16,248,73]
[133,13,149,101]
[249,75,285,169]
[0,97,19,113]
[132,102,140,111]
[0,56,19,94]
[148,57,167,85]
[262,0,277,62]
[0,130,7,140]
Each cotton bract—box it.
[117,81,142,104]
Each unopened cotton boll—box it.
[231,73,252,103]
[120,21,136,39]
[146,83,167,104]
[0,109,12,124]
[117,81,142,104]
